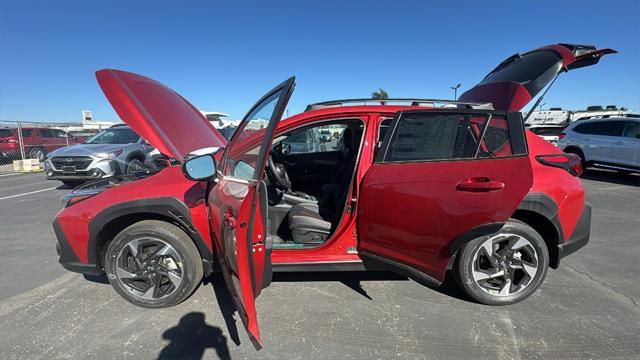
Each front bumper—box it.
[557,202,591,262]
[53,219,102,275]
[44,158,118,181]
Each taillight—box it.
[536,154,583,177]
[558,133,566,140]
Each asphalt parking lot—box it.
[0,171,638,359]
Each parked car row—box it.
[0,126,84,162]
[53,43,610,349]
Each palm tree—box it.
[371,88,389,105]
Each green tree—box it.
[371,88,389,104]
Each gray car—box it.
[557,117,640,174]
[44,124,154,186]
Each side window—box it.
[478,117,513,158]
[53,129,68,138]
[377,118,393,144]
[623,122,640,139]
[21,129,32,137]
[573,123,592,134]
[589,121,625,137]
[281,124,347,154]
[383,112,519,162]
[37,129,54,138]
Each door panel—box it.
[586,135,614,162]
[209,77,294,349]
[359,110,532,282]
[613,122,640,167]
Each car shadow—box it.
[158,312,230,360]
[581,168,639,186]
[206,273,242,346]
[272,271,408,301]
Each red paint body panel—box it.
[96,69,226,161]
[358,156,533,282]
[55,166,212,263]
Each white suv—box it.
[558,117,640,174]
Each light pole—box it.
[538,103,546,111]
[450,83,462,101]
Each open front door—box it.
[358,109,533,284]
[208,77,295,349]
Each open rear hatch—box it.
[458,44,616,111]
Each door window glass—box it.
[588,121,625,136]
[623,122,640,139]
[384,112,517,162]
[37,129,55,138]
[223,90,284,180]
[21,129,32,137]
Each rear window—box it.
[383,112,520,162]
[480,50,563,96]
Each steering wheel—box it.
[266,154,291,191]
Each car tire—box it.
[28,147,46,162]
[104,220,203,309]
[126,158,147,174]
[454,219,549,306]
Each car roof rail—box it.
[109,123,130,128]
[305,98,494,112]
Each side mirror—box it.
[182,154,216,181]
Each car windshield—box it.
[86,128,140,144]
[531,127,564,136]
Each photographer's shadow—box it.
[159,312,230,360]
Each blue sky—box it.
[1,0,638,122]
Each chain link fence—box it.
[0,120,106,173]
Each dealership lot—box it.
[0,172,638,359]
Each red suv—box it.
[54,44,612,348]
[0,126,84,162]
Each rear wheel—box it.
[454,220,549,305]
[104,220,203,308]
[28,147,46,162]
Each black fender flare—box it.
[448,193,564,255]
[87,197,214,267]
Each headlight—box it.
[61,188,104,208]
[96,149,124,159]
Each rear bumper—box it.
[53,219,102,275]
[557,202,591,262]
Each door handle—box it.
[456,177,505,192]
[614,140,623,145]
[223,213,237,229]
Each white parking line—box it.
[0,187,57,201]
[0,172,21,177]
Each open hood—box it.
[458,44,616,111]
[96,69,227,162]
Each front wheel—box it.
[126,158,147,174]
[104,220,203,308]
[454,220,549,305]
